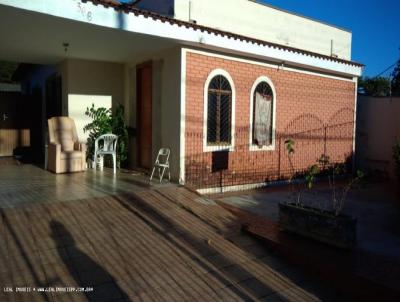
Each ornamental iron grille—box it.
[252,81,274,146]
[207,75,232,145]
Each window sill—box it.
[203,145,234,152]
[249,143,275,152]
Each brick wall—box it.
[184,51,356,189]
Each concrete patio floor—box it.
[0,161,351,301]
[0,162,174,209]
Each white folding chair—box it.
[93,134,118,174]
[150,148,171,183]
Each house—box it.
[0,0,363,192]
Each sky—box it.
[260,0,400,77]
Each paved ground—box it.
[0,162,350,301]
[0,163,173,209]
[218,181,400,260]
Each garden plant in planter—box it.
[279,139,363,249]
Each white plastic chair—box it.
[93,134,118,174]
[150,148,171,183]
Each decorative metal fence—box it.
[184,111,354,194]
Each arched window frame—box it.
[249,76,277,151]
[203,69,236,152]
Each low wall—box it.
[356,96,400,179]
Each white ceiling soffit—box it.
[0,0,363,77]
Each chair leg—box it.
[100,156,104,171]
[112,154,116,174]
[93,152,97,170]
[150,166,156,181]
[160,167,166,183]
[168,167,171,181]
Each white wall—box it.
[64,59,124,110]
[159,48,182,180]
[126,47,181,179]
[56,52,181,178]
[57,58,124,142]
[1,0,361,77]
[174,0,352,60]
[68,94,112,143]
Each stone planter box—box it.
[279,202,357,249]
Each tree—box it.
[391,59,400,96]
[358,76,391,97]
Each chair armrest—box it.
[74,142,87,152]
[49,142,61,154]
[47,143,61,173]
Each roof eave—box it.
[84,0,363,69]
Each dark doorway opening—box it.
[45,74,62,119]
[136,61,153,170]
[0,62,61,164]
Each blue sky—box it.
[260,0,400,77]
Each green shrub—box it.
[84,104,129,168]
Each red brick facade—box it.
[184,51,356,189]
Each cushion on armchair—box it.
[47,116,86,173]
[60,151,84,160]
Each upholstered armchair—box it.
[47,117,87,173]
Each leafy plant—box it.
[284,143,363,215]
[393,139,400,178]
[84,104,129,168]
[333,170,364,216]
[284,139,295,180]
[317,154,330,171]
[305,164,320,189]
[285,139,322,205]
[316,154,363,216]
[111,105,129,167]
[285,138,295,154]
[285,139,303,205]
[84,105,112,163]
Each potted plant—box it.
[279,139,363,249]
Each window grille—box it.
[253,81,274,146]
[207,75,232,145]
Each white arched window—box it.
[203,69,235,152]
[249,76,277,151]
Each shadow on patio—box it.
[0,163,348,301]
